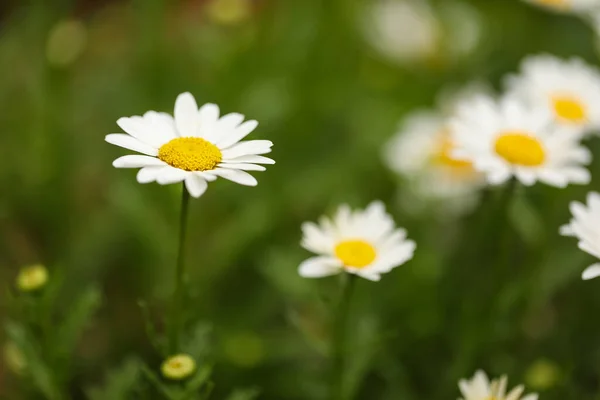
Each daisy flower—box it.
[449,95,591,187]
[506,55,600,135]
[523,0,600,14]
[299,201,416,281]
[560,191,600,280]
[105,92,274,198]
[384,110,484,209]
[459,370,538,400]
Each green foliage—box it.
[86,358,143,400]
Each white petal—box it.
[198,103,221,140]
[117,114,175,147]
[221,140,273,159]
[174,92,199,137]
[105,134,158,156]
[209,168,258,186]
[216,120,259,149]
[185,175,208,198]
[225,155,276,164]
[298,256,342,278]
[137,166,167,184]
[214,112,245,138]
[351,269,381,281]
[582,264,600,280]
[217,163,266,171]
[196,171,218,182]
[157,167,188,185]
[112,155,166,168]
[559,223,575,236]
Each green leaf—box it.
[5,321,63,400]
[85,357,142,400]
[140,363,180,400]
[508,191,545,246]
[183,364,213,398]
[138,300,166,355]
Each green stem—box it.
[169,184,191,354]
[331,273,356,400]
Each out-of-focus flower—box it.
[46,19,87,67]
[106,92,274,198]
[450,95,591,187]
[161,354,196,380]
[560,191,600,280]
[16,264,48,292]
[384,111,484,212]
[206,0,253,25]
[299,201,416,281]
[506,55,600,135]
[525,359,561,390]
[362,0,481,67]
[523,0,600,14]
[459,370,538,400]
[4,342,26,375]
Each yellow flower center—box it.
[16,265,48,292]
[552,95,586,123]
[432,134,475,174]
[158,137,222,171]
[494,132,546,167]
[334,240,376,268]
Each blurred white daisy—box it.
[362,0,481,67]
[459,370,538,400]
[560,191,600,280]
[450,95,591,187]
[106,92,274,198]
[523,0,600,14]
[384,111,483,205]
[299,201,416,281]
[506,55,600,135]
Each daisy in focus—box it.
[459,370,538,400]
[523,0,600,14]
[560,192,600,280]
[449,95,591,187]
[506,55,600,135]
[299,201,416,281]
[106,92,274,198]
[384,111,484,213]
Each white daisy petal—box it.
[174,92,199,137]
[216,120,259,149]
[457,370,536,400]
[582,264,600,280]
[221,140,274,159]
[137,166,167,184]
[105,134,158,156]
[298,256,342,278]
[112,155,166,168]
[209,168,258,186]
[157,167,188,185]
[184,175,208,198]
[198,103,221,140]
[216,163,266,171]
[225,155,276,165]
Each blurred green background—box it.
[2,0,600,398]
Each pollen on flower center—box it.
[158,137,222,171]
[335,240,376,268]
[433,134,474,170]
[552,95,586,123]
[494,131,546,167]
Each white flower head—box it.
[459,370,538,400]
[560,191,600,280]
[106,92,274,198]
[506,55,600,135]
[449,94,591,187]
[523,0,600,14]
[384,111,484,203]
[299,201,416,282]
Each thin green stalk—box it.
[331,273,357,400]
[169,184,191,354]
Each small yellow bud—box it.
[525,359,561,390]
[16,264,49,292]
[4,342,26,375]
[161,354,196,380]
[206,0,252,25]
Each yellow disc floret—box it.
[158,137,222,171]
[335,240,377,268]
[552,95,586,123]
[16,264,48,292]
[432,134,475,177]
[495,132,546,167]
[161,354,196,380]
